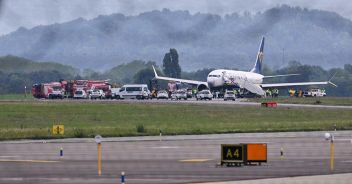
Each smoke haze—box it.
[0,0,351,35]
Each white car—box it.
[157,90,169,99]
[304,89,326,97]
[90,89,105,99]
[196,90,213,100]
[171,90,187,100]
[224,91,236,101]
[73,90,87,99]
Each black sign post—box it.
[221,144,244,166]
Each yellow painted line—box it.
[0,159,60,163]
[179,158,213,163]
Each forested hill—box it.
[0,55,78,75]
[0,5,352,71]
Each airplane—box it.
[152,37,337,96]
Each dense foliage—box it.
[162,48,181,78]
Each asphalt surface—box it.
[1,131,352,184]
[6,97,351,109]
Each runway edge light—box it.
[95,135,103,176]
[59,147,63,159]
[121,171,125,184]
[324,132,334,172]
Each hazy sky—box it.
[0,0,351,36]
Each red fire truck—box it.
[32,82,64,99]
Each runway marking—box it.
[0,156,18,158]
[151,146,180,149]
[0,159,60,163]
[179,158,213,163]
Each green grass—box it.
[247,97,352,106]
[0,101,351,140]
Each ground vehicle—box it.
[116,84,150,99]
[111,88,121,99]
[73,89,87,99]
[304,88,326,97]
[196,90,213,100]
[171,90,187,100]
[89,89,105,99]
[157,90,169,99]
[224,91,236,101]
[186,89,193,98]
[32,82,64,99]
[62,80,110,98]
[95,85,112,99]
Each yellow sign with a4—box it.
[221,144,244,163]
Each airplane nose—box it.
[207,78,215,88]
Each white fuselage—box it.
[206,69,263,88]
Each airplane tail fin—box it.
[250,36,265,74]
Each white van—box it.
[116,84,150,99]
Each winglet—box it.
[152,65,158,78]
[328,72,338,87]
[328,81,337,87]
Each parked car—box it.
[304,88,326,97]
[89,89,105,99]
[73,89,87,99]
[171,90,187,100]
[157,90,169,99]
[196,90,212,100]
[224,91,236,101]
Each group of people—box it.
[288,88,304,97]
[265,88,279,98]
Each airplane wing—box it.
[261,81,337,88]
[152,66,208,87]
[263,74,300,78]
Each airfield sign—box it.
[221,144,244,163]
[52,125,64,135]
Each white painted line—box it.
[0,156,18,158]
[179,158,213,163]
[0,178,24,181]
[150,146,180,149]
[0,159,60,163]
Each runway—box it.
[11,97,351,110]
[1,131,352,184]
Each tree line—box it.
[0,54,351,96]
